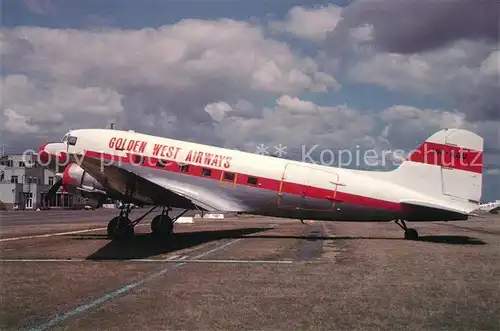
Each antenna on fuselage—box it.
[109,122,115,129]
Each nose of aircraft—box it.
[38,143,50,163]
[37,142,69,166]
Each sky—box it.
[0,0,499,201]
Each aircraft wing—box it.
[135,172,244,212]
[78,154,248,212]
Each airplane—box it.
[37,127,484,241]
[475,200,500,214]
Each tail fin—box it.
[392,128,483,211]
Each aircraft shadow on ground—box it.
[68,230,485,260]
[68,227,271,260]
[417,235,486,245]
[243,234,486,245]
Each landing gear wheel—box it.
[404,228,419,240]
[151,214,173,238]
[107,216,134,240]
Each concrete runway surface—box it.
[1,209,499,330]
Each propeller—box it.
[44,173,64,203]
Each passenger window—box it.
[134,155,143,164]
[247,176,258,185]
[223,172,235,181]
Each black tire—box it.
[404,228,419,240]
[151,214,173,238]
[107,216,134,240]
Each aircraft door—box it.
[303,169,340,211]
[277,163,311,210]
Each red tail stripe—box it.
[82,150,402,212]
[408,142,483,174]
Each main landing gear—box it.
[107,203,136,240]
[150,207,190,238]
[107,204,189,240]
[394,219,419,240]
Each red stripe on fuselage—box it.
[82,150,402,213]
[408,142,482,173]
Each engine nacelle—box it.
[62,163,107,199]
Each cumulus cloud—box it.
[348,40,500,121]
[1,74,124,141]
[2,20,337,94]
[276,95,318,113]
[2,74,123,117]
[204,101,233,122]
[293,0,500,123]
[215,95,376,152]
[3,109,39,134]
[270,5,343,42]
[1,19,339,147]
[378,105,468,149]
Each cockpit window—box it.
[67,136,78,146]
[61,134,69,142]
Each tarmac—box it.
[1,209,499,330]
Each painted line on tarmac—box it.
[28,238,242,331]
[0,228,107,242]
[180,259,293,264]
[0,224,151,242]
[1,258,293,264]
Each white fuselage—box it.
[41,129,476,222]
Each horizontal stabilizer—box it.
[400,200,469,221]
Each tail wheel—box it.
[151,214,173,238]
[404,228,419,240]
[107,216,134,240]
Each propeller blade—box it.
[45,178,62,202]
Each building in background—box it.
[0,153,89,210]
